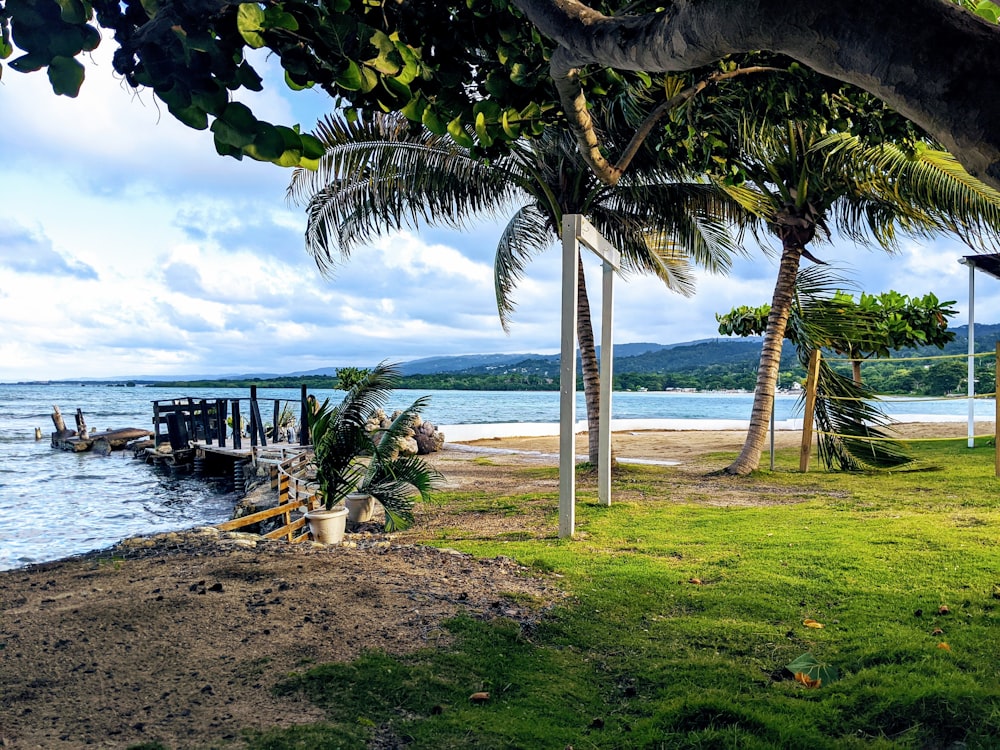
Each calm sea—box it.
[0,383,989,570]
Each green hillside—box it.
[147,324,1000,396]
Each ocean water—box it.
[0,383,990,570]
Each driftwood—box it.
[50,405,76,445]
[75,408,89,440]
[50,405,152,453]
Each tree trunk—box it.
[852,359,863,385]
[576,252,603,465]
[725,242,803,475]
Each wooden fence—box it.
[798,346,1000,476]
[216,447,321,542]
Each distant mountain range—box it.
[16,324,1000,385]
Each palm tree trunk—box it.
[576,253,603,465]
[852,360,863,385]
[725,242,803,475]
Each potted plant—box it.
[303,362,442,542]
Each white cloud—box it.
[2,47,999,380]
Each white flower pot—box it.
[345,493,375,524]
[304,506,349,544]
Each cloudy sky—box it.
[0,44,995,382]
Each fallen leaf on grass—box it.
[931,628,944,636]
[937,642,951,651]
[786,653,839,687]
[794,672,822,689]
[688,578,704,585]
[938,605,951,615]
[469,692,490,703]
[803,618,825,629]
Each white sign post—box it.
[559,215,621,538]
[958,254,1000,447]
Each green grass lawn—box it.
[244,440,1000,749]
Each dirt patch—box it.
[0,530,559,749]
[0,423,978,748]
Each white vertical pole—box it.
[968,262,976,448]
[598,258,614,506]
[559,216,580,538]
[769,392,775,471]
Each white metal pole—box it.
[968,261,976,448]
[559,216,580,538]
[598,258,614,506]
[770,391,775,471]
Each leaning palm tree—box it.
[777,266,915,470]
[288,110,748,465]
[723,121,1000,475]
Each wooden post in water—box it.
[152,401,162,446]
[216,399,227,448]
[299,385,309,445]
[198,400,211,444]
[232,400,242,450]
[50,406,74,445]
[249,386,259,449]
[184,399,197,445]
[75,408,89,440]
[51,405,67,433]
[249,387,267,447]
[799,350,822,472]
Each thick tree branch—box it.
[616,66,782,180]
[552,53,781,185]
[515,0,1000,190]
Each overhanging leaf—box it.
[447,117,474,148]
[56,0,88,25]
[236,3,266,48]
[47,55,85,97]
[337,60,363,91]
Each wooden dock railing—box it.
[216,446,320,542]
[153,385,312,450]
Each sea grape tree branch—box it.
[514,0,1000,189]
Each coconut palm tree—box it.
[288,110,748,464]
[723,121,1000,475]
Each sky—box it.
[0,43,997,382]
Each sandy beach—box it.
[454,418,995,463]
[0,421,992,749]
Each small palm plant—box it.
[308,362,441,531]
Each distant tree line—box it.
[147,354,997,397]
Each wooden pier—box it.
[146,385,323,540]
[142,384,316,490]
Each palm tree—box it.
[288,111,747,465]
[308,361,442,531]
[723,121,1000,475]
[779,266,915,470]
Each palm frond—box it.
[815,133,1000,250]
[291,111,524,273]
[494,205,553,331]
[808,356,913,470]
[785,270,913,470]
